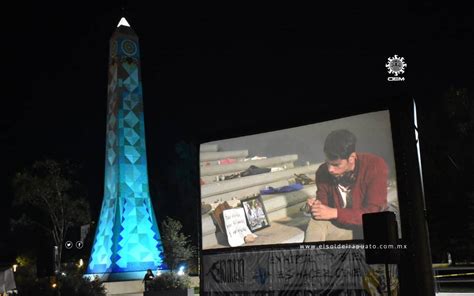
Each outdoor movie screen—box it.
[200,110,401,250]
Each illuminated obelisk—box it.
[86,17,166,280]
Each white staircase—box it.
[103,280,143,296]
[200,144,318,249]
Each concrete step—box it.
[201,185,315,237]
[200,144,218,152]
[103,280,143,295]
[203,214,311,249]
[201,163,321,198]
[201,200,307,242]
[202,182,400,250]
[201,162,295,184]
[202,231,228,250]
[200,150,248,162]
[267,201,307,222]
[202,213,218,236]
[201,179,289,204]
[200,158,246,167]
[262,185,316,213]
[200,154,298,176]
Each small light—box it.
[52,283,57,288]
[78,259,84,267]
[12,264,18,272]
[61,272,66,276]
[177,266,185,276]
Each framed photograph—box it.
[241,195,270,232]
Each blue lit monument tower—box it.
[86,18,166,280]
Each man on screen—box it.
[304,129,388,242]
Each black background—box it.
[3,2,473,264]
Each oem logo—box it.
[386,55,407,81]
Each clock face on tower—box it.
[121,39,137,57]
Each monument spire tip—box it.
[117,17,131,28]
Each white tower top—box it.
[117,17,131,28]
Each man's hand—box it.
[311,200,338,220]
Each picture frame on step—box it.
[241,195,270,232]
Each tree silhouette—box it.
[12,159,91,270]
[160,216,196,272]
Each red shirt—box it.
[315,153,388,226]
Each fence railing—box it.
[433,266,474,292]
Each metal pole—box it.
[385,263,391,296]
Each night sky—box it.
[4,3,474,261]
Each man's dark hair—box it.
[324,129,357,160]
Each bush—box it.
[15,276,54,296]
[15,272,105,296]
[161,217,196,272]
[58,273,106,296]
[148,272,191,291]
[13,253,105,296]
